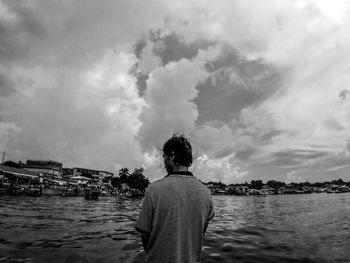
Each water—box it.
[0,193,349,263]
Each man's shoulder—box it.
[146,177,168,192]
[194,180,213,196]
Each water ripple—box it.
[1,194,350,263]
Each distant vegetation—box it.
[111,167,150,192]
[206,178,350,189]
[205,178,350,195]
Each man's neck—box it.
[172,166,189,173]
[166,166,192,177]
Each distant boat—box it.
[85,187,101,200]
[61,188,79,197]
[326,189,341,193]
[23,187,42,197]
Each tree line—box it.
[111,167,150,192]
[207,178,350,190]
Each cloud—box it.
[2,49,145,172]
[137,47,220,151]
[0,66,15,97]
[2,0,350,183]
[192,154,249,184]
[0,122,21,150]
[339,89,350,100]
[194,45,282,125]
[0,0,171,172]
[286,170,304,183]
[325,164,350,172]
[132,32,215,96]
[151,32,214,66]
[137,41,162,75]
[192,124,235,157]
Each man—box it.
[135,134,215,263]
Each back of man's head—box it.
[163,134,193,167]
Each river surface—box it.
[0,193,349,263]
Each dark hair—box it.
[163,134,193,167]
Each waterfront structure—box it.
[234,185,249,195]
[204,180,350,196]
[0,164,39,180]
[72,167,113,183]
[22,160,63,178]
[62,168,74,178]
[0,164,41,195]
[50,178,68,186]
[69,176,91,185]
[261,185,275,195]
[206,182,232,195]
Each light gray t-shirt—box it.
[135,172,215,263]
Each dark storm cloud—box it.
[134,38,147,59]
[193,44,282,125]
[129,64,149,97]
[152,33,214,66]
[339,89,349,100]
[194,74,259,123]
[135,73,149,97]
[0,2,46,64]
[133,31,213,66]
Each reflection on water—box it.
[0,196,142,263]
[0,193,349,263]
[202,194,350,263]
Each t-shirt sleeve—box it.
[207,195,215,222]
[135,190,154,235]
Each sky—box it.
[1,0,350,184]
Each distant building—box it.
[22,160,63,178]
[261,185,275,195]
[234,185,249,195]
[70,176,91,185]
[0,164,39,181]
[0,164,41,195]
[62,168,74,178]
[205,182,231,195]
[51,178,68,186]
[72,167,113,182]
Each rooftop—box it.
[0,164,39,178]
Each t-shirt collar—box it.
[165,171,193,177]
